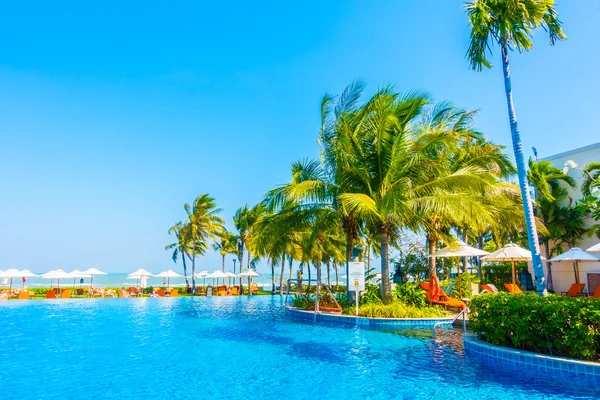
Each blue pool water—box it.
[1,297,597,400]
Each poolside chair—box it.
[61,289,72,299]
[156,289,165,297]
[480,284,499,293]
[46,290,56,299]
[503,284,522,294]
[419,282,467,311]
[170,289,178,297]
[230,286,240,295]
[251,283,260,294]
[129,287,138,296]
[589,285,600,298]
[76,288,85,297]
[562,283,586,297]
[17,291,29,300]
[217,287,227,296]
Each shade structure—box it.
[224,271,237,286]
[427,242,489,297]
[0,269,38,291]
[206,270,228,286]
[40,269,72,289]
[548,248,600,284]
[587,243,600,253]
[238,269,260,296]
[481,243,541,286]
[155,269,183,287]
[127,269,154,290]
[81,268,107,287]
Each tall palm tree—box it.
[233,205,250,291]
[212,231,238,272]
[165,221,191,286]
[466,0,567,294]
[185,194,225,291]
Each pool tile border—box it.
[285,306,453,329]
[463,334,600,382]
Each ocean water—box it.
[1,296,597,400]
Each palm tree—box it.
[165,221,191,286]
[233,205,250,292]
[185,194,225,291]
[213,231,238,272]
[339,91,498,303]
[465,0,567,294]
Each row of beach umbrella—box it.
[0,268,107,291]
[428,241,600,295]
[125,268,260,289]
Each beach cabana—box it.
[428,241,489,297]
[548,248,600,285]
[155,269,182,287]
[481,243,540,287]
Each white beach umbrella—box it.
[127,269,155,290]
[68,270,92,287]
[548,248,600,284]
[40,269,72,289]
[81,268,107,287]
[481,243,543,286]
[206,270,228,286]
[428,241,489,297]
[0,269,36,291]
[224,271,237,286]
[238,269,260,295]
[587,243,600,253]
[155,269,183,287]
[18,270,38,289]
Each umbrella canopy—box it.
[205,270,228,286]
[155,270,182,287]
[481,243,542,286]
[69,270,92,278]
[19,270,38,278]
[427,242,488,298]
[548,248,600,284]
[127,269,155,278]
[0,269,36,291]
[224,272,237,278]
[427,241,489,258]
[238,269,260,277]
[40,269,72,289]
[80,268,107,287]
[586,243,600,253]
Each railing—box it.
[432,307,469,337]
[285,278,342,315]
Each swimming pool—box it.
[1,297,596,399]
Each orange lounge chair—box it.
[480,284,498,293]
[61,289,72,299]
[17,291,29,300]
[156,289,165,297]
[230,286,240,295]
[217,288,227,296]
[420,282,467,311]
[589,285,600,298]
[251,283,260,293]
[129,287,138,296]
[562,283,586,297]
[170,289,178,297]
[46,290,56,299]
[504,284,522,294]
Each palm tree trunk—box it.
[271,257,276,294]
[501,44,546,295]
[477,233,483,280]
[315,262,321,312]
[279,254,285,295]
[462,228,468,273]
[544,239,553,291]
[380,228,392,303]
[335,264,339,286]
[343,217,355,301]
[307,263,312,291]
[191,253,196,292]
[182,251,189,287]
[427,231,437,277]
[221,254,225,272]
[288,257,293,280]
[326,260,331,287]
[238,242,244,295]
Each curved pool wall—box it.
[285,306,454,329]
[464,334,600,382]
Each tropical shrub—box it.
[393,282,427,308]
[469,293,600,361]
[290,294,314,309]
[357,302,446,319]
[359,283,382,305]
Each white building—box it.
[537,142,600,294]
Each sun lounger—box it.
[129,287,138,296]
[588,285,600,298]
[251,283,260,293]
[76,289,85,297]
[170,289,178,297]
[230,286,240,295]
[419,282,467,311]
[504,283,522,294]
[562,283,586,297]
[480,284,498,293]
[61,289,72,299]
[17,291,29,300]
[46,290,56,299]
[217,288,227,296]
[156,289,165,297]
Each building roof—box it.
[541,142,600,161]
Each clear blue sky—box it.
[0,1,598,274]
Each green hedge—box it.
[469,293,600,361]
[350,302,446,319]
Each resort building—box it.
[537,142,600,294]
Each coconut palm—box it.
[213,231,238,272]
[339,91,498,303]
[165,221,191,286]
[185,194,225,290]
[465,0,567,294]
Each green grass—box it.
[344,302,447,319]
